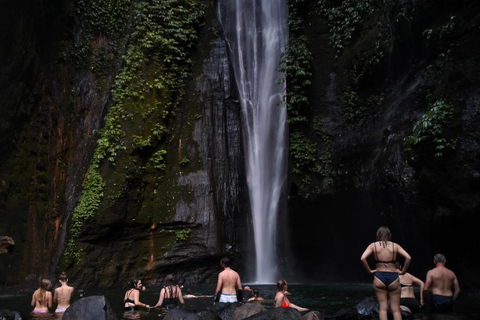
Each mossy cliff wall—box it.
[0,0,248,287]
[283,0,480,285]
[1,0,479,288]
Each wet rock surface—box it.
[62,296,118,320]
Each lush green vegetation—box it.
[64,0,205,264]
[407,100,456,157]
[278,0,317,197]
[316,0,375,57]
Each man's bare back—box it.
[425,265,459,297]
[217,268,241,294]
[215,257,242,302]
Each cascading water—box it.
[217,0,288,283]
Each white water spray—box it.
[217,0,288,283]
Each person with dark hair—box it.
[360,226,412,320]
[424,253,460,313]
[215,257,242,303]
[153,274,185,309]
[274,279,308,311]
[395,262,424,313]
[248,289,264,302]
[53,272,74,313]
[124,279,150,310]
[31,279,53,313]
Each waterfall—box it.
[217,0,288,283]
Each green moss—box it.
[174,229,191,241]
[64,167,105,265]
[64,0,206,263]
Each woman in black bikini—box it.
[124,279,150,310]
[153,274,185,309]
[396,262,424,313]
[360,226,411,320]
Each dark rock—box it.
[355,296,379,317]
[0,310,22,320]
[210,302,243,320]
[0,237,14,254]
[62,296,118,320]
[197,310,220,320]
[232,302,266,319]
[164,308,201,320]
[302,311,323,320]
[244,307,303,320]
[323,308,358,320]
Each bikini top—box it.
[400,281,412,288]
[124,289,137,303]
[374,241,396,264]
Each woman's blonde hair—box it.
[34,279,51,302]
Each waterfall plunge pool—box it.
[1,283,479,319]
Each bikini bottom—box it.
[374,271,399,286]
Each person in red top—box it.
[274,279,308,312]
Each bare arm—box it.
[453,275,461,301]
[424,270,432,292]
[411,275,425,305]
[133,289,150,308]
[215,274,223,296]
[47,292,53,308]
[177,286,185,305]
[237,274,242,291]
[31,293,36,307]
[360,243,375,274]
[396,244,411,274]
[53,289,58,304]
[153,288,165,308]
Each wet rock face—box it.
[0,236,14,254]
[59,10,249,287]
[285,0,480,285]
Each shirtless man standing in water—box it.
[215,257,242,303]
[424,253,461,313]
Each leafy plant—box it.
[174,229,191,241]
[407,100,455,157]
[316,0,376,56]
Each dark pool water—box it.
[1,283,479,319]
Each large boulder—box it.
[164,308,201,320]
[232,302,266,319]
[0,310,21,320]
[244,307,303,320]
[355,296,379,317]
[62,296,118,320]
[0,237,14,254]
[208,302,242,320]
[302,311,323,320]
